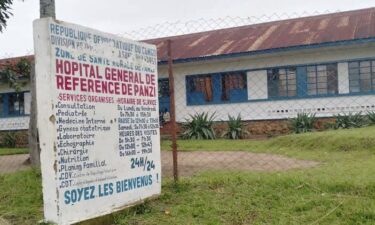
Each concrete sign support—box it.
[33,18,161,225]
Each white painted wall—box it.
[158,42,375,121]
[24,92,31,115]
[3,42,375,127]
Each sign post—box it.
[33,18,161,225]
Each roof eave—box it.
[158,37,375,65]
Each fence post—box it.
[167,39,178,182]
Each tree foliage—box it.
[0,58,31,92]
[0,0,13,32]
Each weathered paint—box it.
[157,43,375,121]
[145,8,375,62]
[33,18,161,225]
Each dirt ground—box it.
[0,151,318,176]
[161,151,319,176]
[0,154,30,174]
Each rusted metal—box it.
[0,55,34,67]
[167,39,178,181]
[145,8,375,62]
[3,9,375,65]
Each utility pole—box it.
[29,0,56,165]
[40,0,55,18]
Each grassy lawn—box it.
[1,127,375,224]
[0,148,28,156]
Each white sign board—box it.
[33,18,161,225]
[0,117,29,131]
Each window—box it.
[307,64,338,96]
[267,68,297,98]
[0,95,3,116]
[158,79,170,97]
[187,75,213,102]
[186,72,247,105]
[0,92,28,117]
[8,93,25,116]
[349,60,375,93]
[221,72,247,101]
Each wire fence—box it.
[1,9,375,225]
[122,10,375,179]
[1,11,375,179]
[121,10,340,41]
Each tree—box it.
[0,57,31,91]
[0,0,13,32]
[0,0,56,165]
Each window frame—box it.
[186,72,248,105]
[220,72,247,102]
[267,67,297,99]
[306,64,338,97]
[348,60,375,93]
[183,58,375,106]
[0,91,29,118]
[158,78,170,98]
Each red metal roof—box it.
[0,55,34,69]
[144,7,375,62]
[1,8,375,64]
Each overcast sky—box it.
[0,0,374,58]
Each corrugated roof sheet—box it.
[0,55,34,69]
[1,8,375,65]
[144,7,375,62]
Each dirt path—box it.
[0,154,30,174]
[161,151,319,176]
[0,151,318,176]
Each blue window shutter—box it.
[212,74,221,103]
[297,66,307,97]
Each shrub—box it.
[367,111,375,125]
[182,112,216,139]
[290,113,316,133]
[2,132,17,148]
[334,112,366,129]
[324,122,336,130]
[222,114,248,139]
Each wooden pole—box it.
[167,39,178,182]
[40,0,56,18]
[28,64,40,166]
[29,0,56,165]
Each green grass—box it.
[1,127,375,224]
[0,169,43,225]
[0,148,28,156]
[162,125,375,153]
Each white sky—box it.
[0,0,374,58]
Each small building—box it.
[0,56,32,131]
[1,8,375,138]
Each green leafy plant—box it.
[324,122,336,130]
[2,132,16,147]
[182,112,216,140]
[334,112,366,129]
[290,113,316,133]
[0,58,31,92]
[222,114,248,139]
[367,111,375,125]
